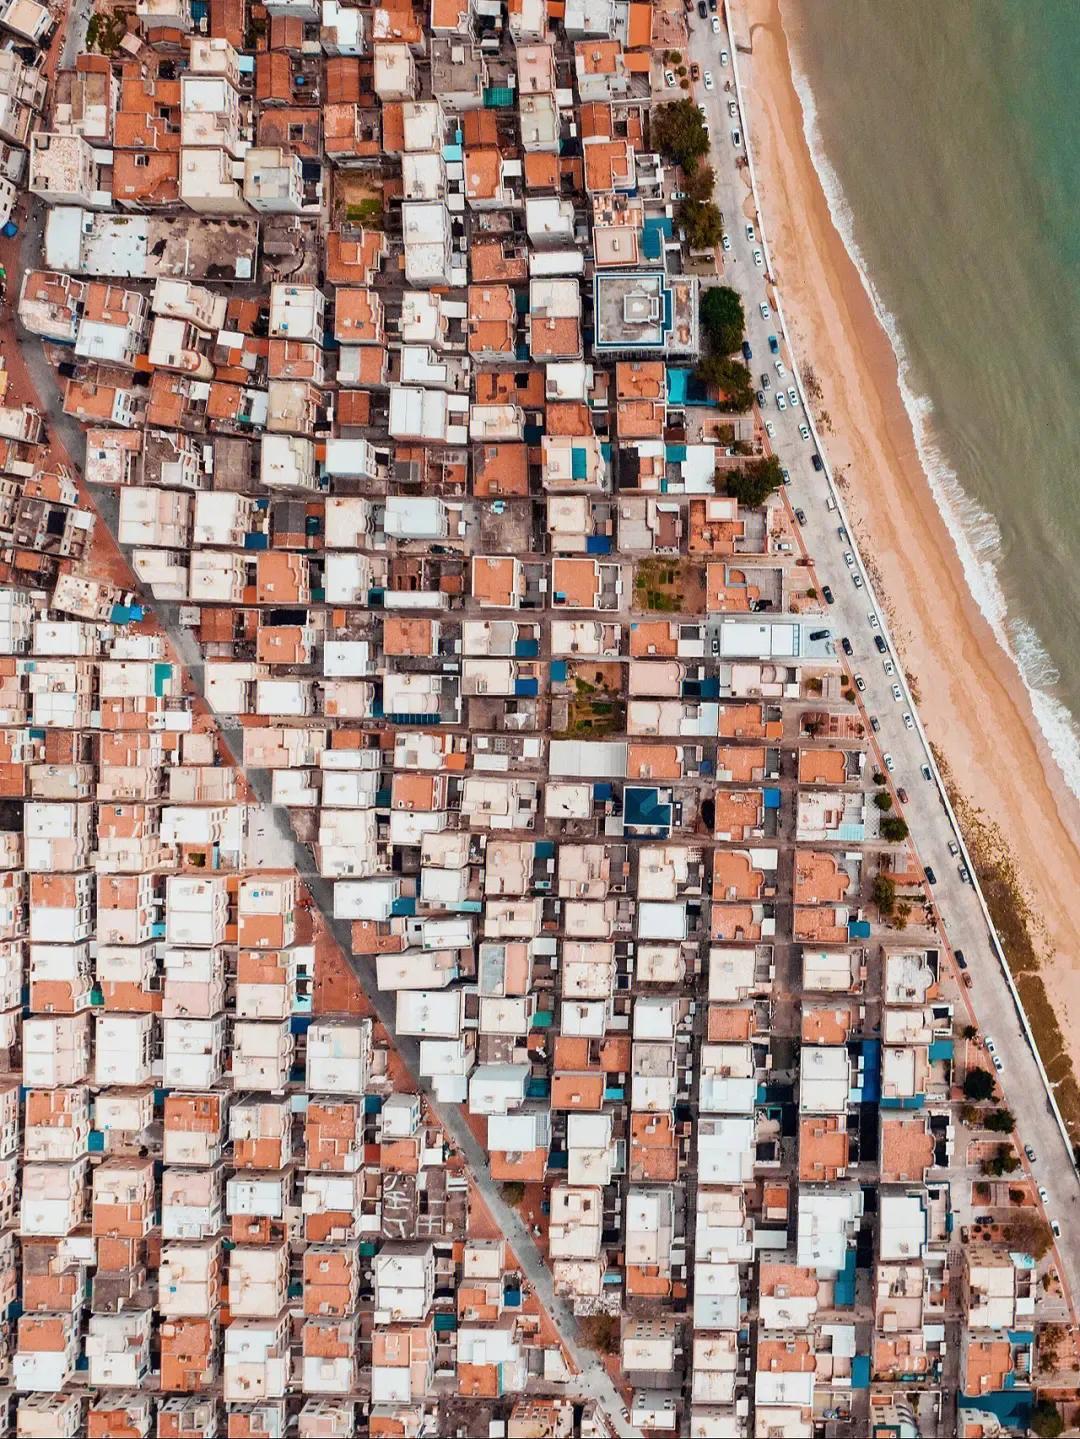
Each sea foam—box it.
[785,43,1080,802]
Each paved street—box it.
[688,0,1080,1308]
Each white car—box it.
[891,683,903,702]
[843,552,855,568]
[703,70,714,90]
[993,1055,1004,1074]
[721,234,731,251]
[753,250,764,269]
[728,100,738,118]
[746,223,755,241]
[775,359,787,377]
[759,300,769,318]
[883,753,895,772]
[720,45,729,62]
[788,386,798,407]
[903,712,914,731]
[868,612,880,628]
[699,103,708,118]
[764,420,776,438]
[883,658,895,676]
[799,423,810,441]
[1039,1186,1049,1204]
[712,15,721,33]
[775,394,786,411]
[665,70,676,87]
[852,573,864,589]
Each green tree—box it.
[963,1068,996,1102]
[873,791,893,812]
[872,874,896,918]
[685,163,717,205]
[650,99,710,173]
[579,1313,619,1355]
[1030,1400,1065,1439]
[700,285,746,356]
[879,816,909,843]
[726,456,784,508]
[697,356,753,413]
[680,199,724,251]
[984,1109,1015,1133]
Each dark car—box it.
[795,508,807,526]
[755,390,766,407]
[869,715,880,733]
[873,634,888,654]
[768,334,779,354]
[840,636,852,656]
[925,866,937,885]
[808,629,830,642]
[708,0,718,11]
[822,585,835,605]
[690,62,700,80]
[741,340,753,361]
[959,864,972,884]
[697,0,707,15]
[955,949,968,971]
[896,786,909,804]
[811,453,824,472]
[921,763,933,781]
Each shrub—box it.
[873,791,893,812]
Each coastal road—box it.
[11,203,640,1439]
[687,4,1080,1303]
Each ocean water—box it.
[783,0,1080,799]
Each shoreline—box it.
[732,0,1080,1065]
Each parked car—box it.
[690,62,700,80]
[903,712,914,730]
[840,636,852,656]
[665,69,676,86]
[924,866,937,885]
[728,100,738,118]
[775,359,787,378]
[746,223,755,241]
[720,45,729,62]
[993,1055,1004,1073]
[760,373,771,390]
[852,573,864,589]
[921,763,933,781]
[721,233,731,251]
[799,424,811,441]
[753,249,764,268]
[703,69,714,89]
[883,753,895,772]
[874,634,888,654]
[948,840,960,856]
[712,15,721,32]
[883,659,894,676]
[811,453,823,472]
[755,390,766,407]
[843,552,855,568]
[776,394,786,411]
[795,508,807,526]
[854,674,865,692]
[955,950,969,971]
[822,585,835,605]
[741,340,753,361]
[764,420,775,438]
[869,714,880,733]
[758,299,769,317]
[788,386,799,407]
[768,334,779,353]
[959,864,972,884]
[1025,1144,1036,1162]
[891,683,903,702]
[698,0,707,15]
[732,129,742,148]
[896,786,909,804]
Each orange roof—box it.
[473,442,529,497]
[798,748,850,785]
[550,1071,604,1111]
[523,151,559,192]
[793,850,851,905]
[464,147,502,203]
[880,1116,935,1183]
[798,1115,849,1182]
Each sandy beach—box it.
[732,0,1080,1061]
